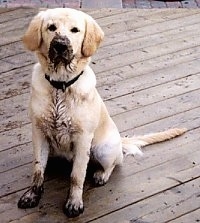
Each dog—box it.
[17,8,186,217]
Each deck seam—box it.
[164,207,200,223]
[104,73,200,102]
[120,104,200,134]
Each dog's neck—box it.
[45,71,84,92]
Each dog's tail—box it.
[121,128,187,156]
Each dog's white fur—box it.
[18,8,186,217]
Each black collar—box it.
[45,71,83,92]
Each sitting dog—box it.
[17,8,186,217]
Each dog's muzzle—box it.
[49,35,74,69]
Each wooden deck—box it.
[0,8,200,223]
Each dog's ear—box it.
[23,12,44,51]
[82,15,104,57]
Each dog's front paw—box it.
[18,186,43,209]
[63,199,84,218]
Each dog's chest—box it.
[36,90,81,155]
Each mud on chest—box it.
[35,91,82,151]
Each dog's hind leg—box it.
[18,121,49,209]
[92,131,123,186]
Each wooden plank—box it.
[0,142,32,173]
[98,8,198,28]
[113,89,200,132]
[0,93,30,132]
[0,163,32,197]
[133,180,200,223]
[1,145,199,222]
[0,42,25,59]
[85,9,128,20]
[0,8,37,24]
[91,178,200,223]
[82,0,122,8]
[123,105,200,138]
[0,123,32,152]
[170,208,200,223]
[0,8,16,14]
[0,65,31,100]
[97,9,163,26]
[0,53,36,75]
[0,13,34,36]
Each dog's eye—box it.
[71,27,80,33]
[48,24,57,32]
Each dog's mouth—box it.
[48,36,74,71]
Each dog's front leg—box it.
[18,121,49,209]
[63,133,92,218]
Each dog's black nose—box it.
[53,41,67,54]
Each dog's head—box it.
[23,8,104,72]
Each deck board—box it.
[0,8,199,223]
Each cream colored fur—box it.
[18,8,186,217]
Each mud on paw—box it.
[63,199,84,218]
[18,185,43,209]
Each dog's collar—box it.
[45,71,84,92]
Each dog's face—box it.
[23,8,104,72]
[42,11,85,70]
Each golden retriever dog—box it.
[17,8,186,217]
